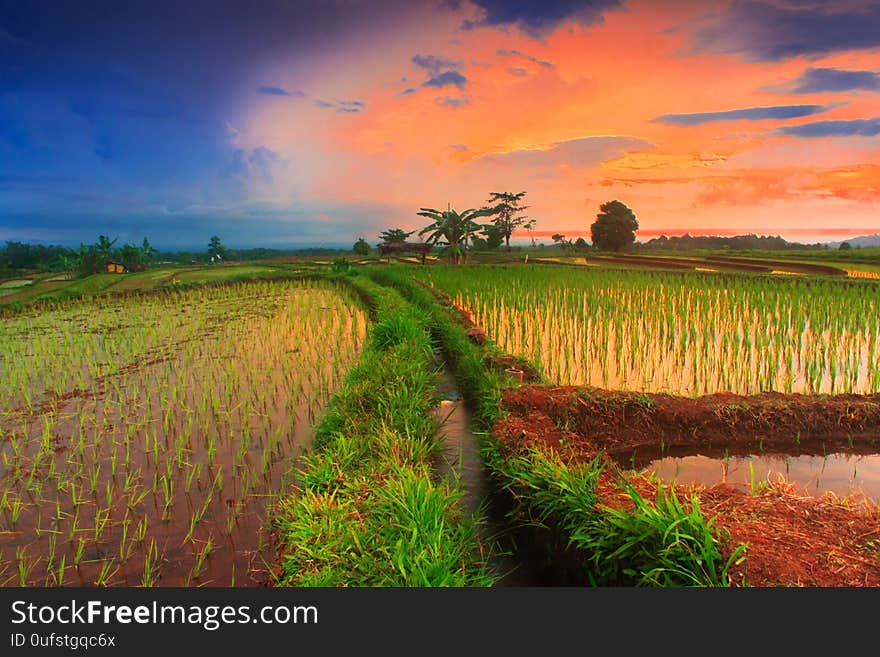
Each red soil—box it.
[493,385,880,587]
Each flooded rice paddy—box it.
[416,266,880,397]
[0,279,367,586]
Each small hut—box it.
[377,242,433,264]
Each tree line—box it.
[361,193,646,260]
[0,236,156,277]
[357,190,536,262]
[362,193,840,261]
[0,234,353,277]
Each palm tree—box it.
[417,206,490,264]
[96,235,117,265]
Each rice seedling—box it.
[415,266,880,396]
[73,538,86,566]
[141,540,160,587]
[94,559,118,587]
[190,535,214,580]
[378,268,752,587]
[16,546,40,586]
[1,278,367,586]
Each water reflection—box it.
[627,452,880,503]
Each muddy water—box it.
[0,281,367,587]
[432,370,539,585]
[618,449,880,504]
[433,371,486,518]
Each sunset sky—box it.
[2,0,880,248]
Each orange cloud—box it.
[237,0,880,240]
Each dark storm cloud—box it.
[461,0,624,37]
[694,1,880,61]
[653,104,835,126]
[774,117,880,137]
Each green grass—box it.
[273,274,495,586]
[373,265,742,586]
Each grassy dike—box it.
[369,266,742,587]
[272,272,497,586]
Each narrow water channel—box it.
[432,369,539,585]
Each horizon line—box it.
[513,228,880,239]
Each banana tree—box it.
[417,206,490,264]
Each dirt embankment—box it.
[572,253,848,276]
[705,256,847,276]
[493,385,880,587]
[500,386,880,460]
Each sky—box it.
[1,0,880,249]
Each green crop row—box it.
[273,273,496,586]
[413,265,880,396]
[374,266,742,586]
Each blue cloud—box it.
[774,117,880,138]
[507,67,528,77]
[257,86,304,97]
[315,99,366,113]
[653,104,834,126]
[695,1,880,61]
[462,0,623,37]
[435,95,470,108]
[411,54,462,75]
[498,48,554,68]
[424,70,468,90]
[785,68,880,94]
[399,87,417,95]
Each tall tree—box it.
[96,235,117,264]
[141,237,156,263]
[590,200,639,252]
[378,228,415,244]
[482,191,530,251]
[523,218,537,248]
[208,235,226,259]
[552,233,573,251]
[417,206,490,264]
[482,224,504,250]
[353,237,371,255]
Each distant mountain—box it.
[827,234,880,248]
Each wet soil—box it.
[500,386,880,457]
[493,384,880,586]
[0,282,364,587]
